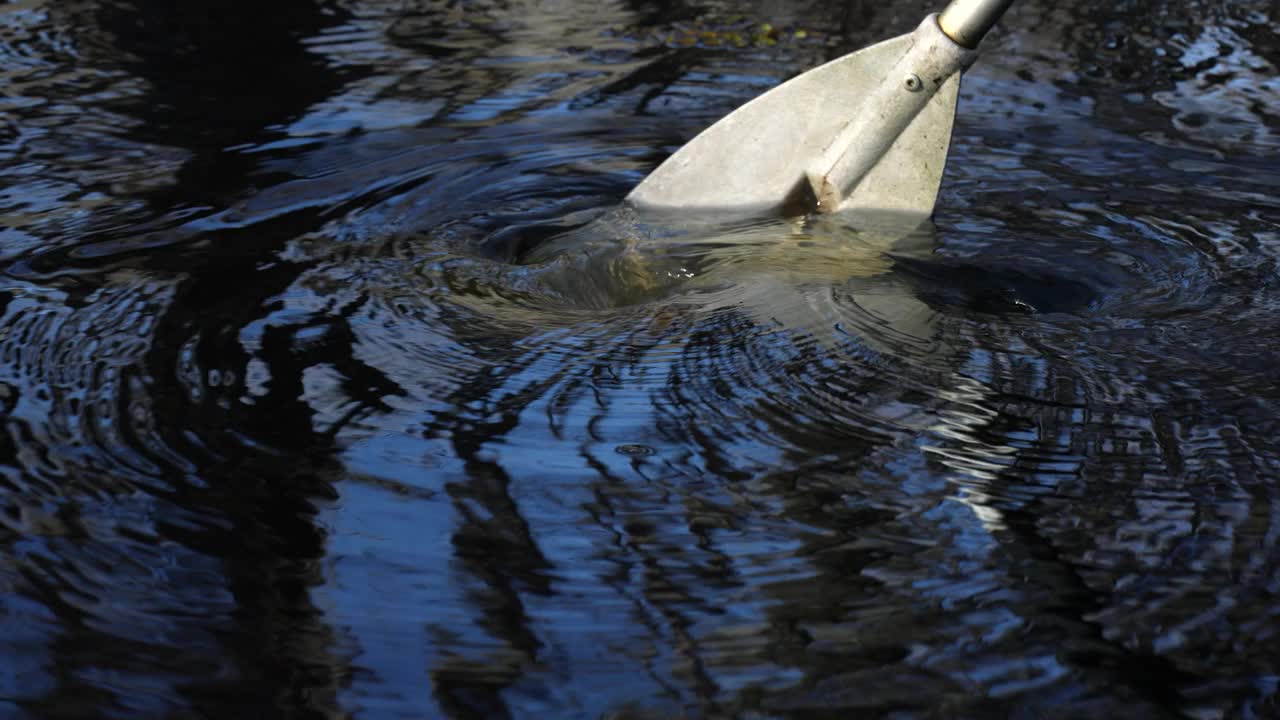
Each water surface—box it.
[1,0,1278,717]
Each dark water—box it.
[2,0,1279,717]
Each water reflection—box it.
[1,0,358,716]
[1,0,1278,717]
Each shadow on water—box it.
[0,0,1279,717]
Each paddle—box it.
[627,0,1014,218]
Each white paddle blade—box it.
[837,71,960,216]
[626,23,965,218]
[627,35,912,214]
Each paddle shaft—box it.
[938,0,1015,48]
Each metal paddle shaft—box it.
[939,0,1016,48]
[627,0,1014,217]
